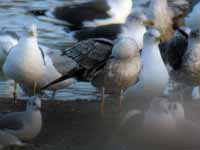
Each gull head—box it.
[111,37,139,59]
[125,9,153,27]
[147,0,173,41]
[22,24,37,37]
[148,97,170,114]
[26,96,42,111]
[143,28,161,44]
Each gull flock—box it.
[0,0,200,148]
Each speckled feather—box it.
[165,30,188,70]
[92,55,141,93]
[62,38,113,80]
[42,37,141,93]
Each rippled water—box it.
[0,0,100,101]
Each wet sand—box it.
[0,98,122,150]
[1,97,200,150]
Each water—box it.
[0,0,99,101]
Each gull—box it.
[0,29,19,100]
[66,8,150,45]
[143,97,200,147]
[164,25,200,100]
[46,0,133,29]
[162,27,191,99]
[143,97,176,138]
[0,29,18,69]
[185,1,200,31]
[164,27,191,70]
[135,0,189,36]
[146,0,174,42]
[42,36,141,113]
[0,96,42,141]
[123,28,169,111]
[0,130,25,149]
[3,24,75,97]
[167,0,189,27]
[116,9,150,50]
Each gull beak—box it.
[143,20,154,26]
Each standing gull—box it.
[0,29,18,68]
[0,29,19,100]
[162,27,191,99]
[142,0,174,43]
[0,96,42,141]
[164,2,200,100]
[42,36,141,113]
[123,28,169,111]
[42,10,152,112]
[3,24,75,97]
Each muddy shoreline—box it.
[0,98,200,150]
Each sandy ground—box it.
[0,97,200,150]
[0,98,122,150]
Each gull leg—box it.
[179,90,184,103]
[13,81,17,103]
[169,79,178,101]
[33,81,37,96]
[163,79,173,97]
[99,87,105,115]
[119,89,124,112]
[51,90,57,100]
[178,84,185,103]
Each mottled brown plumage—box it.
[42,37,141,94]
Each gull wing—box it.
[42,38,113,89]
[54,0,110,28]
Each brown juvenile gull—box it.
[42,36,141,113]
[162,27,191,99]
[146,0,174,41]
[165,26,200,100]
[136,0,189,38]
[0,96,42,141]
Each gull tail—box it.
[41,68,84,90]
